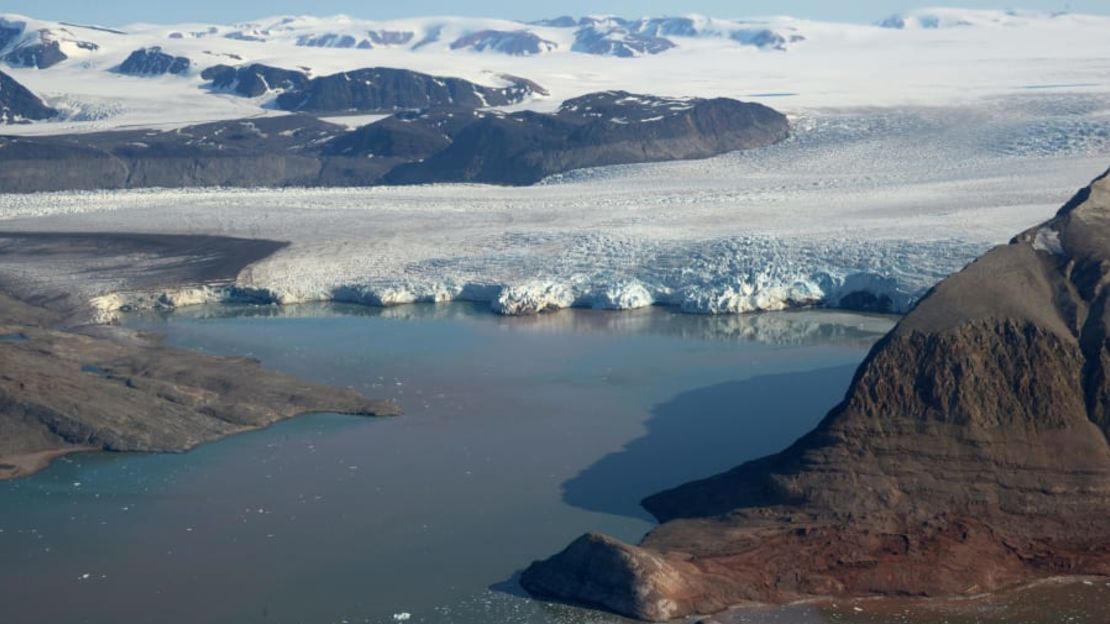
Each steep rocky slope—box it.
[201,63,543,113]
[521,168,1110,620]
[0,68,57,123]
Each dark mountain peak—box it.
[449,30,557,55]
[571,25,675,57]
[0,68,58,123]
[365,30,414,47]
[295,33,359,48]
[200,63,309,98]
[271,67,543,113]
[0,18,25,52]
[117,47,191,76]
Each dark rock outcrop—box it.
[366,30,414,47]
[730,28,803,51]
[0,115,336,191]
[296,33,359,48]
[0,68,58,123]
[272,67,541,113]
[531,16,804,53]
[117,47,191,76]
[0,19,24,52]
[0,91,787,191]
[1,27,98,69]
[4,37,68,69]
[521,168,1110,620]
[572,23,675,57]
[321,107,480,158]
[201,63,308,97]
[201,63,542,113]
[450,30,557,55]
[388,91,789,185]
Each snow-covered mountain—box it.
[0,8,1107,133]
[878,7,1073,29]
[0,16,102,69]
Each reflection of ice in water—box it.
[143,302,897,348]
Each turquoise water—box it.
[0,304,915,623]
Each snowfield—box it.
[2,94,1108,317]
[0,8,1109,134]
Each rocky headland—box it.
[520,168,1110,620]
[0,231,400,480]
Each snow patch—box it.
[1032,227,1065,255]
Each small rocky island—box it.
[521,168,1110,620]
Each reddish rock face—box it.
[521,168,1110,621]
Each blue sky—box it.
[2,1,1103,25]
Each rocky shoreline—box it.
[520,168,1110,620]
[0,232,400,480]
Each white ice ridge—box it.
[84,233,971,319]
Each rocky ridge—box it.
[116,46,191,76]
[0,91,788,191]
[200,63,543,112]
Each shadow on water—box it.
[561,364,859,521]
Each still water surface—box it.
[0,304,1104,623]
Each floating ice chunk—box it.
[492,281,575,315]
[393,613,411,621]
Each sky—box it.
[1,0,1105,25]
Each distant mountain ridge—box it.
[0,91,788,191]
[200,63,544,112]
[0,8,1106,132]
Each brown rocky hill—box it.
[520,167,1110,621]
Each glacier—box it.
[2,97,1108,319]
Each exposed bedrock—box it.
[0,232,400,480]
[520,168,1110,620]
[0,68,58,124]
[0,92,787,192]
